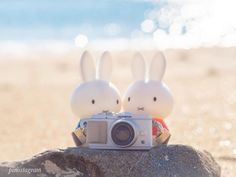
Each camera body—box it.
[83,112,153,150]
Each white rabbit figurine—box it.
[123,52,174,145]
[71,51,121,146]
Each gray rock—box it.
[0,145,221,177]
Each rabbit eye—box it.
[128,97,131,102]
[153,97,157,102]
[116,100,119,104]
[91,99,95,104]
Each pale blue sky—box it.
[1,0,233,48]
[0,0,156,41]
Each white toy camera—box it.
[83,112,153,150]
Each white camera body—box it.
[83,112,153,150]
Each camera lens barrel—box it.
[111,121,136,147]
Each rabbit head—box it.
[71,51,121,118]
[123,52,173,119]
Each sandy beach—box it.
[0,48,235,176]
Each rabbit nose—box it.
[137,107,144,111]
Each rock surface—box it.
[0,145,221,177]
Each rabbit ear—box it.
[149,51,166,81]
[97,51,112,81]
[80,51,96,82]
[132,52,146,81]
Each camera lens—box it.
[111,122,135,147]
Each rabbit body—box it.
[123,52,174,145]
[71,51,121,146]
